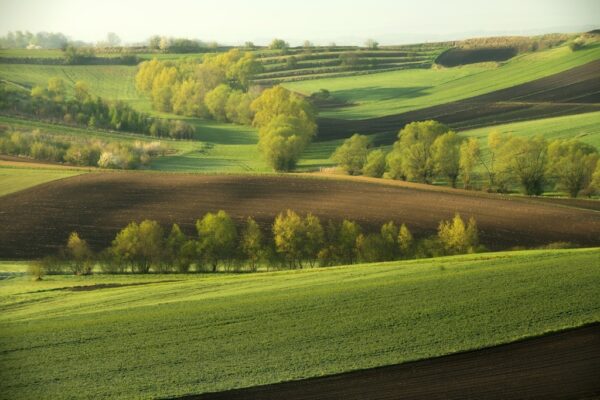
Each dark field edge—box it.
[166,322,600,400]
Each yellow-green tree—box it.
[547,139,598,198]
[273,210,305,268]
[332,134,370,175]
[363,149,386,178]
[397,223,414,258]
[196,210,238,272]
[437,214,479,255]
[459,137,480,189]
[432,131,462,187]
[241,217,263,271]
[66,231,93,275]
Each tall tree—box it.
[196,211,238,272]
[432,131,462,187]
[273,210,305,268]
[547,139,598,198]
[241,217,263,271]
[332,134,370,175]
[459,137,480,189]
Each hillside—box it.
[1,248,598,399]
[286,43,600,120]
[0,172,599,258]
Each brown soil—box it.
[317,60,600,142]
[182,323,600,400]
[0,172,598,258]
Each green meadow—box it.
[0,248,598,399]
[0,166,84,196]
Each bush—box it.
[27,261,45,280]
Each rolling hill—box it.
[1,248,598,399]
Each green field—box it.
[285,44,600,119]
[0,248,598,399]
[459,111,600,149]
[0,166,84,196]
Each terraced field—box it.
[1,248,598,399]
[316,58,600,141]
[1,172,599,258]
[286,43,600,119]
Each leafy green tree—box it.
[258,115,313,171]
[397,223,414,258]
[356,233,387,263]
[459,137,480,189]
[388,120,451,183]
[165,224,189,272]
[74,80,90,102]
[205,84,232,121]
[252,87,317,171]
[338,219,362,264]
[66,231,93,275]
[47,77,66,101]
[365,39,379,49]
[27,261,45,281]
[589,161,600,196]
[196,211,238,272]
[547,139,598,198]
[332,134,370,175]
[111,220,164,273]
[241,217,263,271]
[380,221,399,260]
[502,136,548,195]
[432,131,461,187]
[269,38,289,50]
[303,213,324,267]
[150,66,178,112]
[438,214,479,255]
[273,210,305,268]
[363,149,386,178]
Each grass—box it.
[459,111,600,149]
[0,166,83,196]
[0,248,598,399]
[0,64,145,108]
[285,43,600,119]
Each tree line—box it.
[34,210,482,276]
[332,120,600,198]
[0,128,167,169]
[0,78,195,139]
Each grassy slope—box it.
[459,110,600,149]
[0,248,598,399]
[284,44,600,119]
[0,166,83,196]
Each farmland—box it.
[0,165,83,196]
[286,43,600,119]
[1,172,599,258]
[0,248,598,399]
[316,58,600,141]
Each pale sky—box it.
[0,0,598,45]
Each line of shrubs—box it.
[0,129,167,169]
[332,121,600,198]
[32,210,483,277]
[0,78,195,139]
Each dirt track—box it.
[317,59,600,142]
[0,172,599,258]
[180,324,600,400]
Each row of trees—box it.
[0,31,69,49]
[332,121,600,197]
[0,78,195,139]
[40,210,481,275]
[0,129,167,169]
[135,49,262,119]
[136,54,317,171]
